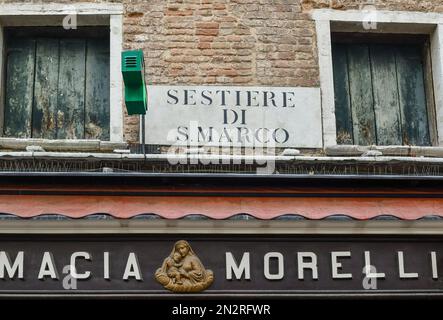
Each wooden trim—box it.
[0,193,441,219]
[0,219,442,235]
[1,186,442,196]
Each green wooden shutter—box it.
[332,43,431,146]
[4,39,36,138]
[33,39,59,139]
[396,46,430,146]
[85,38,110,140]
[57,39,86,140]
[4,36,110,140]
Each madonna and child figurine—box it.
[155,240,214,293]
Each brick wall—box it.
[122,0,443,142]
[2,0,443,143]
[123,0,318,142]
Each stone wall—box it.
[2,0,443,143]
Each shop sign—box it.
[0,235,441,297]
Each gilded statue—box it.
[155,240,214,293]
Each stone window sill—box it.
[326,145,443,158]
[0,138,127,153]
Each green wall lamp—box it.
[121,49,147,115]
[121,49,147,153]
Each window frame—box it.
[331,32,435,146]
[0,3,124,142]
[312,9,443,147]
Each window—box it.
[313,10,443,147]
[0,3,124,142]
[3,27,110,140]
[332,33,434,146]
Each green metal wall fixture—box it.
[121,50,147,115]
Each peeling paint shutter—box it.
[332,43,431,146]
[4,36,110,140]
[4,39,36,138]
